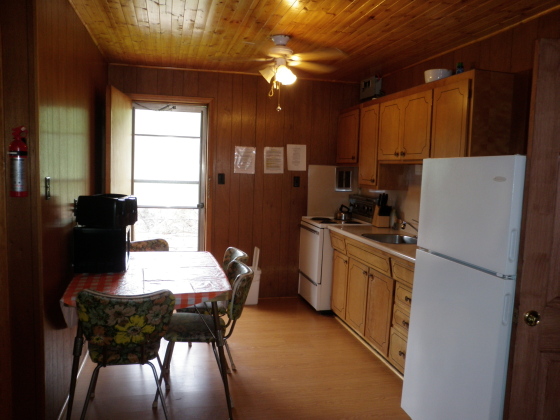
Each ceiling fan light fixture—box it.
[259,66,276,83]
[275,65,297,85]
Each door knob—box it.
[524,310,541,327]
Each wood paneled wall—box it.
[382,9,560,93]
[1,0,107,418]
[36,0,108,416]
[109,65,359,299]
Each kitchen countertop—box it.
[327,224,417,263]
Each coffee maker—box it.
[72,194,137,273]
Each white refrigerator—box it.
[401,155,526,420]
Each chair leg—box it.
[153,341,175,408]
[88,367,101,399]
[148,361,170,420]
[80,364,102,420]
[224,340,236,372]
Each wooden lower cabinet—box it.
[364,271,394,356]
[330,231,415,374]
[389,281,413,374]
[346,258,369,334]
[388,328,408,373]
[331,250,349,319]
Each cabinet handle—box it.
[398,350,406,359]
[370,178,375,183]
[394,151,399,157]
[402,320,409,329]
[400,151,406,157]
[405,296,412,303]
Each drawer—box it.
[346,240,391,276]
[391,258,414,287]
[388,327,407,374]
[392,306,410,337]
[330,231,347,253]
[394,282,413,310]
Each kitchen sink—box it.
[361,233,418,245]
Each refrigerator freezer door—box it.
[417,155,526,276]
[401,250,515,420]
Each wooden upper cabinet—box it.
[336,106,360,164]
[431,79,471,158]
[431,70,517,158]
[378,100,401,160]
[378,90,432,161]
[358,103,380,186]
[401,91,432,160]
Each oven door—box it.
[299,221,323,285]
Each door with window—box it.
[132,102,207,251]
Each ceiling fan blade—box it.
[291,48,346,61]
[289,61,336,74]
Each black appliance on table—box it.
[72,194,137,273]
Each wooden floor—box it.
[68,297,411,420]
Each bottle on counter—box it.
[456,62,464,74]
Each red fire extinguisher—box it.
[9,126,28,197]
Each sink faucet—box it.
[400,219,419,233]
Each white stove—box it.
[298,195,377,311]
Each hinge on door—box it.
[512,306,519,324]
[197,203,204,209]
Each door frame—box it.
[506,39,560,419]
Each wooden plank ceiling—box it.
[68,0,560,83]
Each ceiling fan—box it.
[256,35,345,85]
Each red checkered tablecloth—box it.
[60,251,230,327]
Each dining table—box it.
[60,251,234,420]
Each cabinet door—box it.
[331,250,349,319]
[346,258,369,335]
[431,79,470,158]
[336,108,360,164]
[378,100,401,160]
[364,271,395,356]
[358,103,380,186]
[388,328,407,373]
[401,90,432,160]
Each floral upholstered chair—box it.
[130,238,169,252]
[76,289,175,419]
[178,246,249,314]
[221,246,249,271]
[154,261,253,399]
[175,248,250,371]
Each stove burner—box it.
[311,217,332,222]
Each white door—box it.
[132,102,208,251]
